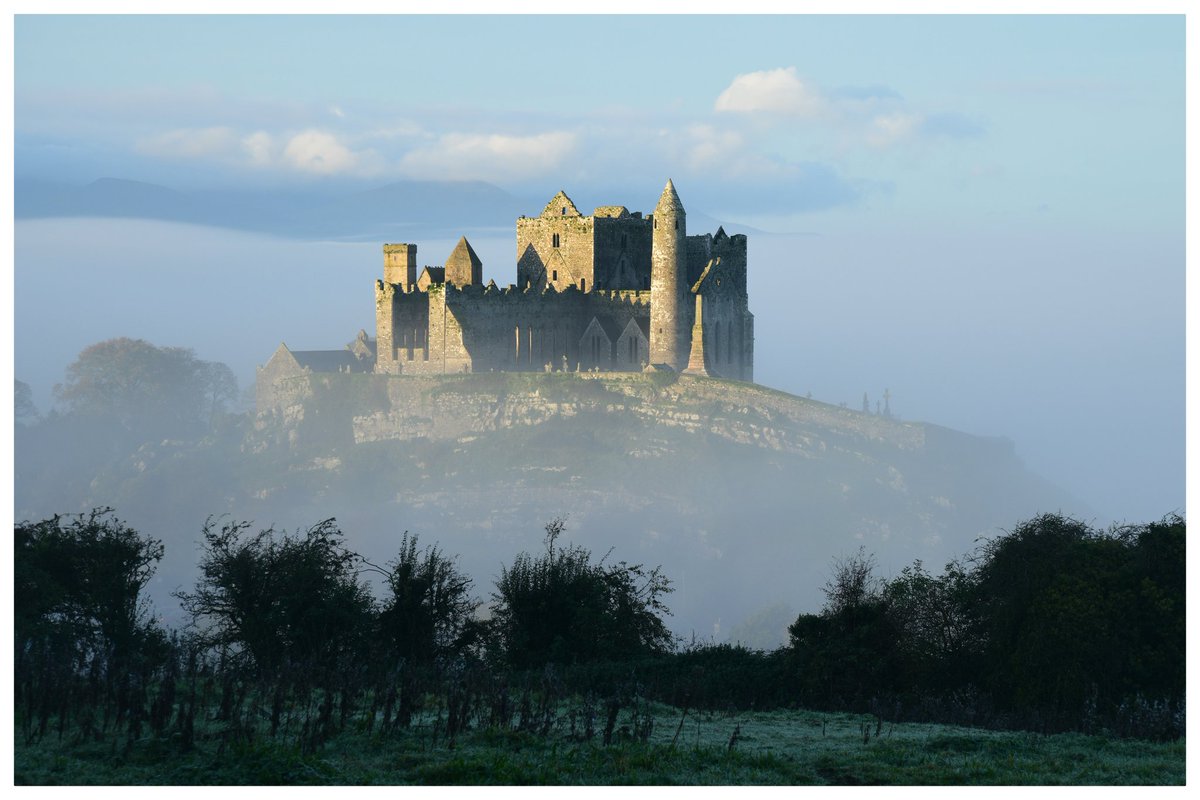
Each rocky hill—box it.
[226,371,1073,643]
[18,370,1075,645]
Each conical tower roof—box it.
[446,236,482,272]
[655,178,684,212]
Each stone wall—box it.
[694,262,754,381]
[378,280,653,375]
[375,281,432,374]
[373,182,750,380]
[517,213,595,292]
[383,243,417,289]
[256,357,312,412]
[592,213,653,290]
[686,231,747,294]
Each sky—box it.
[8,9,1191,524]
[14,14,1183,232]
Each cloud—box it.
[241,131,274,167]
[684,125,746,171]
[685,160,864,216]
[920,112,985,139]
[866,113,924,148]
[360,121,426,140]
[399,131,578,182]
[137,125,378,176]
[715,67,825,116]
[135,127,240,159]
[713,67,984,154]
[679,124,782,181]
[281,130,363,175]
[865,111,984,148]
[829,85,903,103]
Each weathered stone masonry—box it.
[379,179,753,378]
[258,180,755,411]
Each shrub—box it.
[490,519,673,668]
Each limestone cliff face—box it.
[249,372,1053,551]
[347,373,925,453]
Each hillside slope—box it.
[18,371,1075,642]
[227,372,1074,640]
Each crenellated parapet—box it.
[373,180,749,378]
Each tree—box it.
[177,518,375,678]
[972,514,1114,717]
[199,360,239,427]
[15,509,166,679]
[971,513,1185,730]
[53,337,238,440]
[15,379,38,425]
[1113,515,1185,701]
[821,547,882,616]
[375,533,480,666]
[787,548,902,709]
[490,519,673,668]
[883,558,980,695]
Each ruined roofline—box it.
[540,189,583,218]
[385,280,652,303]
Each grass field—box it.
[14,703,1185,785]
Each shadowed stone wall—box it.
[368,182,750,379]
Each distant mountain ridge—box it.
[15,176,527,239]
[15,177,758,241]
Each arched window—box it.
[552,233,560,248]
[561,206,567,215]
[580,278,586,291]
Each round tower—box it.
[650,179,687,369]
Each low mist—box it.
[14,216,1183,645]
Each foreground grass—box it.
[15,705,1184,785]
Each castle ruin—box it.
[258,180,753,411]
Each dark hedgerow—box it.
[14,508,170,745]
[10,508,1187,786]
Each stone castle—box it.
[258,180,753,411]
